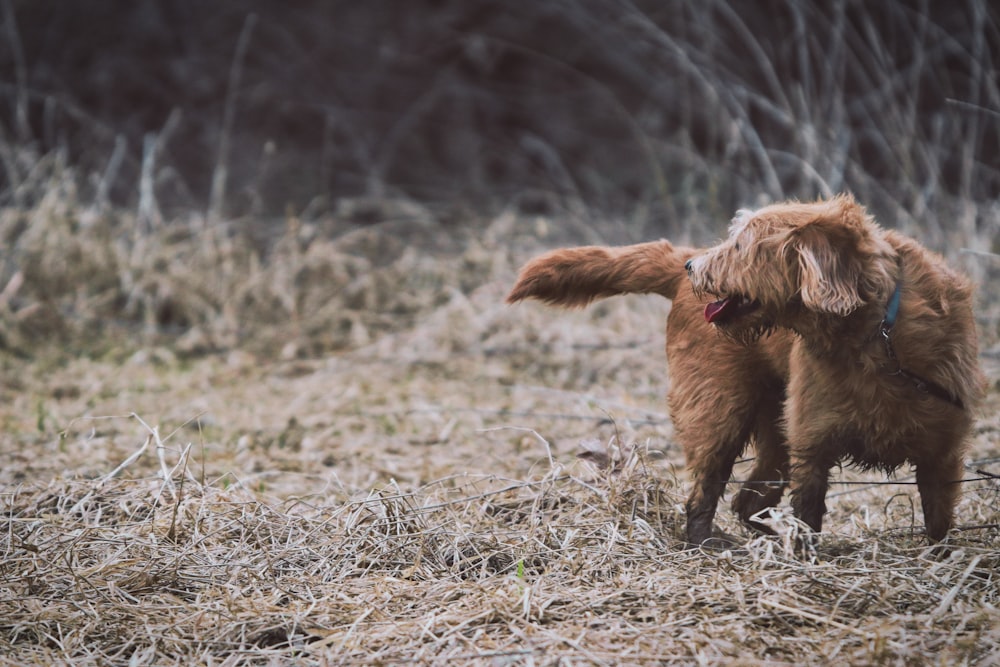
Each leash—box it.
[878,282,965,409]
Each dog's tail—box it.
[507,241,695,307]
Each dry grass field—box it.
[1,203,998,666]
[2,4,999,662]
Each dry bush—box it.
[4,1,1000,355]
[0,180,534,360]
[2,182,996,362]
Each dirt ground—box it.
[1,231,999,665]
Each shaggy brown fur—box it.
[508,195,984,546]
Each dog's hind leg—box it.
[667,329,762,547]
[674,403,753,546]
[683,440,743,547]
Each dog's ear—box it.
[789,210,865,315]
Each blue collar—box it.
[883,282,902,328]
[878,277,965,410]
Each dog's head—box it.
[685,194,894,340]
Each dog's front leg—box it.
[784,351,845,541]
[788,459,831,534]
[914,449,964,542]
[732,401,789,533]
[786,432,842,538]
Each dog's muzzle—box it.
[704,295,759,324]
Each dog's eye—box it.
[734,242,741,251]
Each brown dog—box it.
[508,194,984,545]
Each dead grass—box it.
[1,207,999,665]
[0,170,540,361]
[1,418,998,665]
[2,4,1000,658]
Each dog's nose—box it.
[684,259,693,272]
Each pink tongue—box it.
[704,298,733,323]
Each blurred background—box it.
[5,1,1000,227]
[0,0,998,356]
